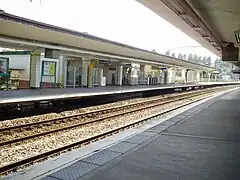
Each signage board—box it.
[222,44,239,62]
[42,61,56,76]
[45,48,60,59]
[99,60,110,64]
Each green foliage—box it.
[202,57,207,65]
[214,58,233,78]
[188,53,193,61]
[183,54,187,60]
[206,56,211,66]
[192,54,198,63]
[171,53,176,58]
[167,51,233,79]
[197,56,202,64]
[165,50,171,56]
[178,53,183,59]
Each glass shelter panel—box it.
[66,65,74,87]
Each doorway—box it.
[66,60,82,88]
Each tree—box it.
[188,53,193,61]
[183,54,187,60]
[202,57,207,65]
[152,49,156,53]
[206,56,211,66]
[171,53,176,58]
[214,58,220,68]
[214,58,234,78]
[197,56,202,64]
[178,53,183,60]
[165,50,171,56]
[192,54,198,62]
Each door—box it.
[66,65,74,87]
[164,71,168,84]
[75,67,82,87]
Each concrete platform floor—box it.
[0,84,190,104]
[0,82,239,104]
[40,88,240,180]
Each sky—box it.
[0,0,219,60]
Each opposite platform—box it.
[0,82,239,104]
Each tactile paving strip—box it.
[148,125,169,133]
[167,116,185,122]
[106,142,137,154]
[158,120,176,126]
[81,150,121,166]
[124,134,151,144]
[49,161,99,180]
[42,176,61,180]
[139,131,158,137]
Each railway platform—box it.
[4,86,240,180]
[0,82,239,105]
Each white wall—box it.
[0,54,30,81]
[0,53,66,88]
[187,71,194,83]
[167,68,175,83]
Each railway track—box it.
[0,88,219,146]
[0,86,235,175]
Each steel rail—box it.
[0,87,215,133]
[0,90,214,147]
[0,93,211,175]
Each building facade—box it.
[0,50,209,90]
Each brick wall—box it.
[19,80,30,89]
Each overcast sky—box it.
[0,0,218,60]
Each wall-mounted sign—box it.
[99,60,110,64]
[42,61,56,76]
[45,48,60,59]
[0,57,9,75]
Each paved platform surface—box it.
[42,88,240,180]
[0,84,188,104]
[0,82,239,104]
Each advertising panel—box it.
[42,61,56,76]
[0,57,8,75]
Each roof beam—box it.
[0,35,174,67]
[192,26,201,30]
[160,0,223,51]
[0,34,214,71]
[202,35,210,39]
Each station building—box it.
[0,50,215,90]
[0,12,218,91]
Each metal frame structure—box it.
[159,0,222,53]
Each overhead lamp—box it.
[234,30,240,43]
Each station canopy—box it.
[0,10,215,71]
[137,0,240,67]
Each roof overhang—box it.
[136,0,222,56]
[0,11,215,71]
